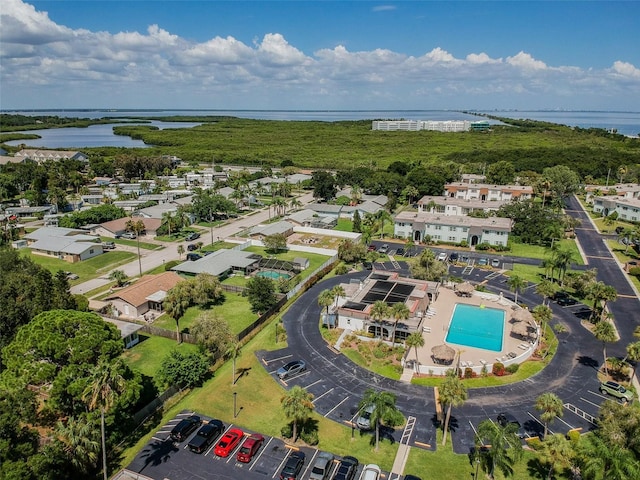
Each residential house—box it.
[394,211,513,246]
[104,271,184,320]
[249,221,294,239]
[171,249,262,279]
[92,217,161,238]
[592,196,640,222]
[286,208,336,228]
[0,155,36,165]
[24,226,103,262]
[102,317,144,349]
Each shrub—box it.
[464,367,475,379]
[300,429,319,445]
[480,364,489,377]
[629,266,640,278]
[476,242,491,251]
[281,423,293,439]
[459,240,468,248]
[505,363,520,374]
[492,362,506,376]
[164,260,180,271]
[334,263,349,275]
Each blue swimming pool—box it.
[445,303,505,352]
[256,270,291,280]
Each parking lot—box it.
[125,411,403,479]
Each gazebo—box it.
[455,281,474,297]
[512,308,535,324]
[431,344,456,365]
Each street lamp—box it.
[233,392,237,418]
[474,454,481,480]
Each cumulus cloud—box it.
[1,0,639,110]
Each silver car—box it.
[355,404,374,430]
[276,360,306,379]
[309,451,334,480]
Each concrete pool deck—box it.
[406,286,538,376]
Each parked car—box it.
[276,360,306,380]
[395,248,405,257]
[120,231,137,239]
[437,252,448,262]
[557,296,578,306]
[449,252,459,262]
[185,232,201,241]
[460,254,469,263]
[362,261,373,270]
[186,253,201,261]
[65,271,79,280]
[477,257,489,266]
[356,404,374,430]
[309,451,334,480]
[214,427,244,457]
[360,464,381,480]
[188,419,224,453]
[367,245,376,252]
[101,241,115,250]
[378,244,389,254]
[600,381,634,402]
[170,415,202,442]
[236,433,264,463]
[280,450,305,480]
[491,258,501,268]
[187,243,198,251]
[332,456,358,480]
[497,412,526,439]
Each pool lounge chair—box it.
[479,359,487,366]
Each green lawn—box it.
[606,240,640,291]
[334,218,354,232]
[507,239,584,265]
[110,237,162,250]
[244,246,330,281]
[20,249,136,283]
[121,334,199,380]
[153,292,256,335]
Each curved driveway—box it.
[261,234,633,453]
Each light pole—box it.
[233,392,237,418]
[474,454,480,480]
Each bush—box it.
[492,362,506,376]
[334,263,349,275]
[464,367,475,379]
[505,363,520,374]
[281,423,293,439]
[629,266,640,278]
[476,242,491,251]
[480,364,489,377]
[300,428,319,445]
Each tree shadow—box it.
[577,355,600,370]
[137,438,179,474]
[234,367,252,383]
[526,457,548,479]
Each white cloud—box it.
[1,0,639,110]
[372,5,397,12]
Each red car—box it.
[236,433,264,463]
[214,428,244,457]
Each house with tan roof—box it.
[104,271,184,320]
[90,217,161,238]
[14,149,88,164]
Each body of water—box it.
[4,120,202,148]
[3,109,639,148]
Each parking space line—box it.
[151,436,165,442]
[303,450,319,478]
[554,415,575,430]
[273,448,293,478]
[312,388,334,403]
[264,354,293,365]
[579,397,601,409]
[588,390,608,401]
[526,411,554,436]
[325,395,350,418]
[249,436,274,471]
[304,379,322,389]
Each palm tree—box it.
[350,185,362,205]
[535,392,564,438]
[374,209,392,239]
[281,385,314,442]
[369,301,390,339]
[331,285,345,309]
[537,433,575,480]
[440,372,468,446]
[108,269,128,287]
[177,244,185,260]
[125,218,146,276]
[476,419,523,479]
[587,281,618,321]
[405,332,425,370]
[552,248,574,286]
[535,279,555,306]
[593,320,617,376]
[56,415,100,475]
[82,360,126,480]
[288,197,302,212]
[226,339,241,385]
[163,282,192,343]
[532,305,553,336]
[318,289,333,315]
[358,389,403,451]
[161,211,176,237]
[390,302,410,346]
[507,275,526,304]
[579,432,640,480]
[625,341,640,380]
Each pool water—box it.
[256,270,291,280]
[445,303,505,352]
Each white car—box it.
[360,464,381,480]
[437,252,448,262]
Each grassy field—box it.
[121,334,199,380]
[244,246,331,280]
[152,292,256,335]
[606,240,640,291]
[334,218,354,232]
[20,249,136,283]
[507,239,584,265]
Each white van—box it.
[360,464,381,480]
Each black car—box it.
[170,415,202,442]
[497,412,526,439]
[449,252,459,262]
[363,261,373,270]
[280,450,305,480]
[332,455,358,480]
[187,243,198,252]
[396,248,405,256]
[187,419,224,453]
[557,296,578,306]
[185,232,201,241]
[186,253,201,261]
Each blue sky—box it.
[1,0,639,111]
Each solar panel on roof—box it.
[391,283,415,296]
[342,301,368,311]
